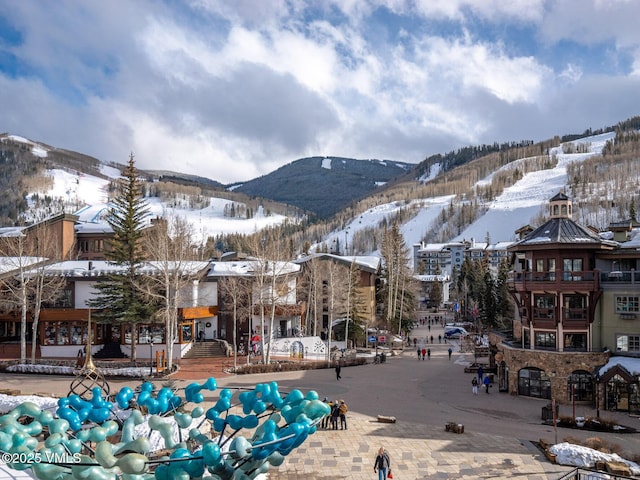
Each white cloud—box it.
[559,63,583,83]
[1,0,640,184]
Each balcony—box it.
[508,270,599,293]
[600,269,639,284]
[531,307,555,328]
[562,307,589,328]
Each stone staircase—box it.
[184,340,227,359]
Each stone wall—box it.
[490,332,609,404]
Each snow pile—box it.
[0,393,59,414]
[550,442,640,475]
[6,363,155,377]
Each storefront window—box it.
[56,323,69,344]
[181,323,193,342]
[518,367,551,399]
[568,370,593,401]
[70,325,84,345]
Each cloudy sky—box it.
[1,1,639,184]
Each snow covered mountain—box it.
[1,127,636,265]
[320,131,620,258]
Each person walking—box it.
[471,377,479,395]
[427,348,431,360]
[448,347,452,359]
[438,334,442,344]
[477,365,484,382]
[335,361,342,380]
[421,348,426,361]
[417,347,421,360]
[483,374,491,394]
[373,447,391,480]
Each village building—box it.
[496,193,640,414]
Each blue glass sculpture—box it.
[0,377,330,479]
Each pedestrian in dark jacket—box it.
[335,361,342,380]
[373,447,391,480]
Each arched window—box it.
[518,367,551,399]
[568,370,593,402]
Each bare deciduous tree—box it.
[218,274,251,371]
[0,225,68,363]
[138,215,204,372]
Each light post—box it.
[149,341,153,377]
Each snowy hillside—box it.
[455,132,615,242]
[320,132,616,259]
[9,129,626,265]
[28,167,290,244]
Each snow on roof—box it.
[598,356,640,377]
[414,274,449,282]
[0,226,26,237]
[486,241,514,250]
[295,253,380,272]
[0,257,47,274]
[208,260,300,278]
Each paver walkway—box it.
[2,317,639,479]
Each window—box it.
[534,294,555,320]
[181,323,193,342]
[563,258,583,281]
[568,370,593,402]
[535,295,555,308]
[536,259,544,272]
[548,258,556,280]
[535,332,556,349]
[518,367,551,399]
[91,239,104,252]
[617,335,640,352]
[615,296,640,314]
[564,333,586,351]
[564,295,587,321]
[79,240,89,252]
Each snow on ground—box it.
[550,442,640,475]
[6,363,156,377]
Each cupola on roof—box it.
[549,191,572,219]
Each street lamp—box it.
[149,341,154,377]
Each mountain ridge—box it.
[2,115,640,262]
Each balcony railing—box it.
[509,271,596,283]
[600,270,639,284]
[563,307,587,321]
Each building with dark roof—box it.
[492,193,640,414]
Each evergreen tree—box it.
[495,257,513,325]
[88,154,155,362]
